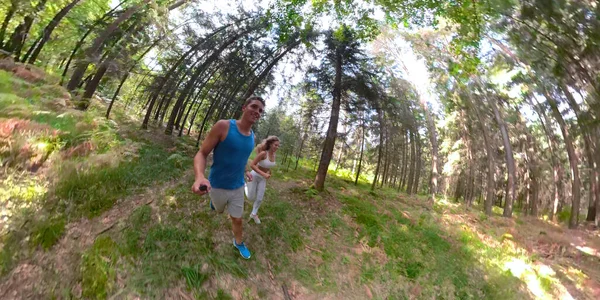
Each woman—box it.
[245,136,280,224]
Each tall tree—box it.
[23,0,84,64]
[4,0,49,58]
[66,1,150,91]
[313,27,369,191]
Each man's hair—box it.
[243,96,265,106]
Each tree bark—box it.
[314,47,343,191]
[419,98,439,198]
[140,21,242,128]
[106,73,128,118]
[371,109,384,191]
[25,0,84,63]
[80,61,109,108]
[468,94,495,215]
[164,28,254,135]
[60,3,124,85]
[487,95,516,217]
[67,1,148,91]
[231,39,302,120]
[381,127,392,187]
[0,0,19,48]
[400,129,409,191]
[559,83,598,223]
[4,0,48,58]
[406,130,416,195]
[413,131,422,195]
[526,131,540,217]
[543,91,581,229]
[354,114,365,185]
[461,112,474,206]
[529,96,563,221]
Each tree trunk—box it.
[0,1,19,48]
[106,73,128,118]
[420,98,439,199]
[406,130,416,195]
[61,23,98,85]
[371,109,384,191]
[381,128,390,188]
[354,116,365,185]
[66,1,148,91]
[488,96,516,217]
[231,40,302,119]
[544,92,581,229]
[196,97,222,146]
[140,19,247,129]
[25,0,83,63]
[413,132,422,195]
[5,0,48,58]
[469,94,495,215]
[80,61,109,108]
[314,47,342,191]
[165,29,253,135]
[461,114,474,206]
[527,132,540,217]
[560,83,598,223]
[187,80,228,136]
[400,129,409,191]
[529,96,562,221]
[176,66,221,134]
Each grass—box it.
[80,235,121,300]
[0,69,196,277]
[30,216,66,250]
[54,145,191,218]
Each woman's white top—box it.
[258,152,276,169]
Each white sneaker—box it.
[250,214,261,224]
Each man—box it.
[192,96,265,259]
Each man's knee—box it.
[231,216,242,225]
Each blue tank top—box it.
[209,119,254,189]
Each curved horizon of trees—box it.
[0,0,598,229]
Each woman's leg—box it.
[251,177,267,216]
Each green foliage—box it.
[80,236,121,300]
[129,205,152,229]
[30,216,66,250]
[216,289,234,300]
[54,146,190,218]
[0,230,22,275]
[557,208,571,223]
[181,265,208,289]
[0,71,14,93]
[339,195,383,246]
[260,199,304,252]
[338,189,529,298]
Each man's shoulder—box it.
[213,119,231,131]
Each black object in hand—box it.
[199,184,208,192]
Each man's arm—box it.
[192,120,228,194]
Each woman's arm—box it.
[250,151,270,178]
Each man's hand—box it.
[192,178,211,195]
[246,171,253,182]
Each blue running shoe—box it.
[233,238,251,259]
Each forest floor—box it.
[1,67,600,299]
